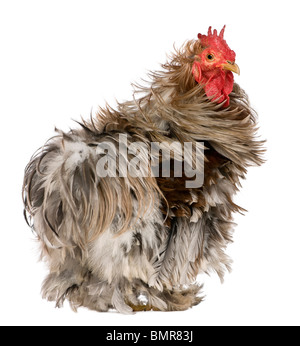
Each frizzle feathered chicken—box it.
[23,26,264,313]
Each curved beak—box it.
[223,61,240,75]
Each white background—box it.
[0,0,299,326]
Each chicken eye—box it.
[206,54,214,61]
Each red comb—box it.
[197,25,235,62]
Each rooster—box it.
[23,26,264,313]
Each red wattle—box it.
[194,68,234,107]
